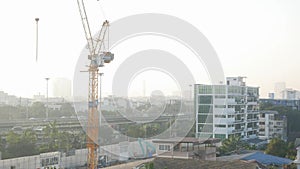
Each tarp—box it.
[241,152,293,166]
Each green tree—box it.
[265,138,287,157]
[286,142,297,160]
[5,130,38,158]
[40,121,59,152]
[5,131,21,158]
[127,124,145,138]
[219,136,248,155]
[30,102,46,118]
[19,129,38,156]
[71,131,86,149]
[0,134,4,152]
[60,103,75,117]
[57,131,72,152]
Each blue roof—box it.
[241,152,293,166]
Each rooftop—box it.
[152,157,259,169]
[152,137,220,144]
[241,152,293,166]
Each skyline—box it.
[0,0,299,98]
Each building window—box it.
[228,115,235,118]
[199,85,213,94]
[199,96,213,104]
[215,105,226,108]
[197,133,213,138]
[234,105,245,112]
[198,114,213,123]
[228,86,242,94]
[198,124,213,132]
[215,95,226,99]
[159,145,170,151]
[215,124,226,128]
[215,134,226,140]
[215,114,226,118]
[228,105,235,109]
[228,95,245,103]
[228,124,234,128]
[198,105,213,114]
[214,86,226,94]
[247,87,259,96]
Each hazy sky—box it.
[0,0,299,98]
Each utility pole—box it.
[99,73,103,127]
[35,18,39,62]
[45,78,50,120]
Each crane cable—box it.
[98,2,110,52]
[98,2,108,21]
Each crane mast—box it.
[77,1,114,168]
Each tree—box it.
[127,124,145,138]
[30,102,46,118]
[60,103,75,117]
[265,138,287,157]
[5,130,38,158]
[219,136,248,155]
[40,121,59,152]
[57,131,72,152]
[286,142,297,160]
[0,134,4,152]
[19,129,38,156]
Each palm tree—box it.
[219,136,246,155]
[40,121,59,152]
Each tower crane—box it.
[76,1,114,168]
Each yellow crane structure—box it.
[77,1,114,168]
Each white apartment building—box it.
[195,77,259,140]
[281,88,300,100]
[258,110,287,141]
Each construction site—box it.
[1,1,299,169]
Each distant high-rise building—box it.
[52,78,72,99]
[281,88,300,100]
[274,82,286,99]
[195,76,259,140]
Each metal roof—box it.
[241,152,293,166]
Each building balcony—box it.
[232,128,244,133]
[247,119,259,122]
[214,118,235,124]
[214,127,235,134]
[214,99,228,105]
[247,110,260,114]
[226,98,236,104]
[214,108,235,114]
[247,101,258,105]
